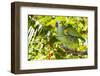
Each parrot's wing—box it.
[62,35,79,50]
[56,35,79,50]
[67,27,81,37]
[67,27,85,42]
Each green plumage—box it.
[56,23,85,50]
[66,26,85,42]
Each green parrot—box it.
[56,21,85,50]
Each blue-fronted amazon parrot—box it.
[56,21,85,50]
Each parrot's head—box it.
[56,20,60,28]
[56,21,65,30]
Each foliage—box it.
[28,15,88,60]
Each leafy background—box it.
[28,15,88,60]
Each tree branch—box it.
[62,47,87,56]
